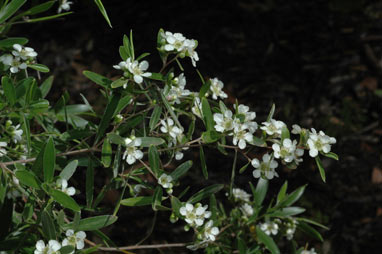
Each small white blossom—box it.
[34,240,61,254]
[232,123,253,149]
[234,104,258,133]
[260,221,279,236]
[113,57,151,84]
[301,248,317,254]
[209,78,227,100]
[160,118,183,139]
[163,31,187,52]
[175,151,184,160]
[122,137,143,165]
[240,203,254,218]
[56,178,76,196]
[158,173,173,190]
[191,96,202,118]
[180,203,211,227]
[183,39,199,67]
[291,124,302,134]
[62,229,86,251]
[166,73,191,104]
[58,0,73,13]
[272,138,300,163]
[284,218,298,240]
[203,220,219,241]
[307,128,336,157]
[213,109,234,133]
[8,122,23,143]
[1,55,27,73]
[252,153,279,180]
[232,188,251,202]
[0,54,13,66]
[0,141,7,157]
[12,44,37,60]
[260,119,286,136]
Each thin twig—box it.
[87,242,187,252]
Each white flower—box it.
[122,138,143,165]
[232,188,251,202]
[234,104,258,133]
[203,220,219,241]
[113,57,151,84]
[58,0,73,13]
[160,118,183,139]
[56,178,76,196]
[180,203,211,227]
[284,218,298,240]
[34,240,61,254]
[209,78,227,100]
[251,153,279,180]
[191,96,202,118]
[163,31,186,52]
[183,39,199,67]
[213,109,234,133]
[240,203,254,218]
[301,248,317,254]
[307,128,336,157]
[260,119,286,136]
[259,221,279,236]
[0,54,13,66]
[5,56,27,73]
[291,124,302,134]
[0,141,7,157]
[12,44,37,60]
[175,151,184,160]
[232,123,253,149]
[62,229,86,250]
[158,173,173,189]
[9,123,23,143]
[272,138,299,163]
[166,73,191,104]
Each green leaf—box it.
[15,169,41,190]
[200,146,208,179]
[266,103,276,122]
[315,156,326,183]
[188,184,224,204]
[297,221,323,241]
[95,93,121,144]
[83,70,112,88]
[281,126,290,142]
[0,37,28,48]
[2,76,16,106]
[199,79,211,98]
[297,218,329,230]
[201,97,214,131]
[59,160,78,181]
[171,196,182,217]
[121,196,153,206]
[21,113,31,156]
[119,46,128,60]
[147,72,164,81]
[139,137,165,147]
[269,207,306,217]
[239,161,251,174]
[113,95,132,117]
[43,137,56,183]
[149,106,162,132]
[254,178,268,207]
[0,0,27,24]
[256,227,280,254]
[160,92,182,130]
[60,246,75,254]
[63,215,118,231]
[27,63,49,73]
[41,211,56,240]
[50,189,80,212]
[277,181,288,204]
[278,185,306,207]
[148,145,160,177]
[201,130,221,143]
[26,12,72,23]
[107,133,125,146]
[110,78,127,89]
[152,186,163,211]
[112,145,121,178]
[323,152,339,160]
[86,159,94,208]
[101,139,112,168]
[19,1,54,16]
[170,160,192,181]
[94,0,112,28]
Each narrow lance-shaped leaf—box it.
[170,160,193,181]
[95,93,121,144]
[101,139,112,168]
[188,184,224,204]
[43,137,56,183]
[152,186,163,211]
[15,170,41,190]
[86,159,94,208]
[277,181,288,204]
[121,196,152,207]
[62,215,118,231]
[93,0,112,27]
[28,63,50,73]
[297,221,324,242]
[315,156,326,182]
[50,189,80,212]
[200,146,208,179]
[41,211,56,240]
[256,226,280,254]
[0,0,27,24]
[201,97,214,131]
[254,178,268,207]
[2,76,16,106]
[83,70,112,89]
[149,106,162,132]
[148,145,160,177]
[59,160,78,181]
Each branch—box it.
[84,239,187,252]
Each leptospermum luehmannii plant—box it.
[0,1,339,254]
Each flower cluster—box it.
[159,31,199,67]
[0,44,37,73]
[259,221,279,236]
[179,203,219,244]
[34,230,86,254]
[272,138,304,165]
[113,57,151,85]
[307,128,336,157]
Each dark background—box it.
[13,0,382,253]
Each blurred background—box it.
[11,0,382,253]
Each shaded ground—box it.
[12,0,382,253]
